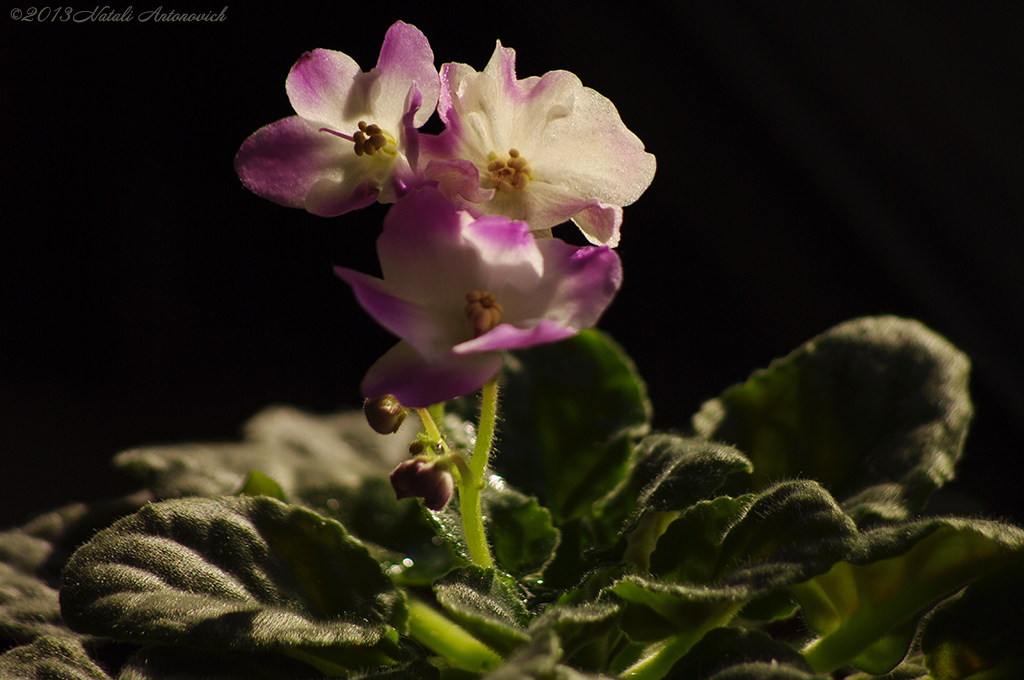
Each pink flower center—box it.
[485,149,531,192]
[464,290,504,336]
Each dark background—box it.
[3,2,1022,526]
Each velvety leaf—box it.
[920,563,1024,680]
[1,495,151,647]
[482,630,604,680]
[604,482,859,676]
[0,635,112,680]
[114,406,412,503]
[1,493,152,579]
[300,477,457,586]
[528,601,623,671]
[484,479,560,578]
[667,627,826,680]
[433,566,531,655]
[650,481,857,591]
[498,330,651,523]
[119,647,329,679]
[60,496,405,671]
[793,517,1024,675]
[594,434,752,546]
[692,316,973,522]
[0,562,66,645]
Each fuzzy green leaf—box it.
[649,480,857,591]
[693,316,973,522]
[527,601,623,671]
[300,476,458,586]
[499,330,651,523]
[60,496,406,672]
[433,566,531,655]
[793,518,1024,674]
[594,434,752,546]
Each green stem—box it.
[416,408,445,448]
[459,378,498,568]
[471,378,499,481]
[406,598,503,672]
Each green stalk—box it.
[406,598,503,672]
[460,379,498,567]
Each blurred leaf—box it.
[119,647,329,679]
[693,316,973,523]
[60,496,406,672]
[920,562,1024,680]
[433,566,531,655]
[0,635,112,680]
[793,518,1024,674]
[499,330,651,523]
[115,406,412,503]
[238,470,287,500]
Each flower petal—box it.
[517,181,623,245]
[375,21,439,129]
[499,240,623,330]
[375,188,543,302]
[235,116,358,210]
[421,158,496,205]
[452,320,578,354]
[334,266,459,360]
[286,48,367,128]
[362,341,503,408]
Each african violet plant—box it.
[2,20,1022,680]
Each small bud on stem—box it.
[364,394,407,434]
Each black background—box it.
[3,2,1022,526]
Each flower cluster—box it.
[237,21,653,408]
[236,21,653,508]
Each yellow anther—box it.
[484,149,531,192]
[464,291,504,336]
[351,121,395,157]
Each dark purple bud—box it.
[364,394,407,434]
[390,459,454,511]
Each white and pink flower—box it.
[235,21,439,216]
[335,187,623,407]
[420,42,656,246]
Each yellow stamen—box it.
[464,291,504,336]
[483,149,531,192]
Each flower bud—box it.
[364,394,406,434]
[389,459,454,511]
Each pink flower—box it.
[335,187,623,407]
[235,21,439,216]
[419,42,656,247]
